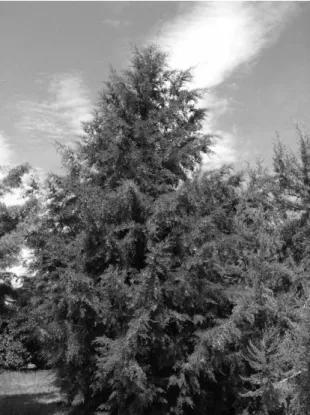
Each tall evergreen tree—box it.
[29,45,240,414]
[28,45,309,415]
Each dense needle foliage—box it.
[6,45,310,414]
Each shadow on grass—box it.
[0,392,67,415]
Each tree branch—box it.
[275,370,305,385]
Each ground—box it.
[0,370,67,415]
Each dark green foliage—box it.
[92,167,246,415]
[0,313,31,371]
[0,281,17,314]
[26,44,310,415]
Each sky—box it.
[0,1,309,174]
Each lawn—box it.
[0,370,67,415]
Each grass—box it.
[0,370,68,415]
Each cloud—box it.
[0,132,13,166]
[157,2,299,168]
[16,73,93,143]
[160,2,298,89]
[204,131,238,170]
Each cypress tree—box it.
[30,45,219,414]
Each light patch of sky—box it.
[0,132,13,165]
[0,2,307,173]
[156,1,300,169]
[8,247,34,287]
[0,169,36,284]
[16,73,93,144]
[1,187,24,206]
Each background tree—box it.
[271,126,310,414]
[0,164,41,371]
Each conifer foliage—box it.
[30,45,216,414]
[27,46,310,415]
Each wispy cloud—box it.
[157,1,299,168]
[16,73,93,143]
[0,132,13,165]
